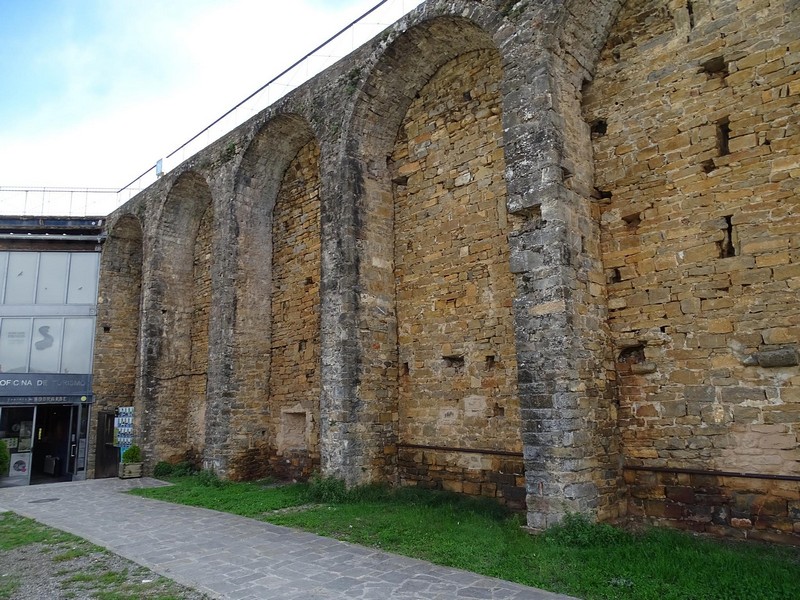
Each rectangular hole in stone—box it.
[701,159,716,174]
[392,175,409,186]
[622,212,641,228]
[618,344,645,364]
[716,117,730,156]
[719,215,737,258]
[400,362,409,377]
[594,188,613,201]
[492,403,505,417]
[701,56,728,77]
[485,355,496,370]
[443,355,465,373]
[591,118,608,137]
[609,268,622,284]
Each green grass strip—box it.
[133,475,800,600]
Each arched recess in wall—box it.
[345,16,523,504]
[91,213,143,478]
[583,0,800,533]
[230,113,322,481]
[147,171,213,465]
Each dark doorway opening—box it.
[30,405,72,484]
[95,411,119,478]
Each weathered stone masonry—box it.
[89,0,799,542]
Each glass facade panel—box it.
[61,318,94,374]
[67,253,99,304]
[0,318,31,373]
[36,253,69,304]
[0,253,8,304]
[4,253,38,305]
[29,318,63,373]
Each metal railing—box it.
[0,187,120,218]
[1,0,423,218]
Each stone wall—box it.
[140,172,213,465]
[89,215,143,477]
[90,0,799,541]
[267,140,322,479]
[391,48,523,505]
[583,0,800,542]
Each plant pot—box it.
[118,462,143,479]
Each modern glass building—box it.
[0,217,103,487]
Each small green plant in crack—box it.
[220,142,237,163]
[344,66,362,95]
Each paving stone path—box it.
[0,478,577,600]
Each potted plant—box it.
[119,444,143,479]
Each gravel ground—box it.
[0,515,211,600]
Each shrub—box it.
[543,512,631,548]
[305,474,349,503]
[153,460,196,479]
[121,445,142,464]
[0,439,9,476]
[152,461,173,478]
[172,461,196,477]
[196,469,225,488]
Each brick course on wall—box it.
[91,0,799,542]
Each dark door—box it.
[94,411,119,478]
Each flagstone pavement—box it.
[0,477,578,600]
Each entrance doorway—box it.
[0,402,90,487]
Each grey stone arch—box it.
[89,212,144,477]
[210,112,322,480]
[330,5,522,487]
[140,170,214,467]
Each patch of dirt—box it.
[0,540,211,600]
[261,503,324,516]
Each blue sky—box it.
[0,0,421,213]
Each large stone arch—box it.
[90,213,143,478]
[583,0,800,541]
[326,1,628,527]
[327,14,520,491]
[218,113,322,480]
[141,171,213,465]
[390,45,524,505]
